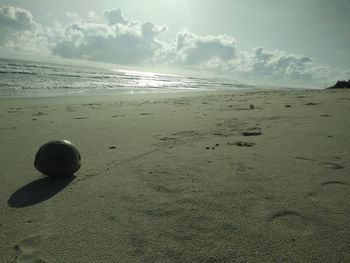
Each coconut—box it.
[34,140,81,177]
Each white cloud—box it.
[0,6,34,31]
[52,9,168,64]
[167,31,239,66]
[244,47,349,84]
[0,6,36,44]
[0,5,347,86]
[0,6,55,55]
[164,32,346,84]
[104,8,127,25]
[87,11,100,22]
[242,47,331,83]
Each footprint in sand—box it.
[241,127,262,136]
[320,181,348,186]
[232,141,256,147]
[241,130,262,136]
[295,158,344,170]
[294,156,314,161]
[158,136,177,142]
[268,210,313,237]
[305,102,320,105]
[14,234,47,262]
[174,130,201,137]
[32,112,47,116]
[319,162,344,170]
[73,117,88,119]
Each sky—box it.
[0,0,349,87]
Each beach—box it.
[1,88,349,262]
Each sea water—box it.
[0,57,253,97]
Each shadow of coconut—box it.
[8,175,76,208]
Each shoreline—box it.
[0,85,313,103]
[0,82,314,101]
[1,88,349,262]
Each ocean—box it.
[0,57,253,97]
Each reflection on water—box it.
[0,58,253,97]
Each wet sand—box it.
[1,89,349,262]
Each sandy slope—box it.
[0,89,349,262]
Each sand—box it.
[0,89,349,262]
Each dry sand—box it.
[0,89,349,262]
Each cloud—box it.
[0,6,35,31]
[0,5,347,86]
[87,11,100,22]
[104,8,127,25]
[0,6,36,44]
[52,9,168,64]
[241,47,349,84]
[168,31,239,66]
[0,6,55,55]
[164,32,345,84]
[244,47,327,82]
